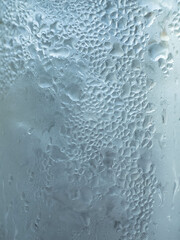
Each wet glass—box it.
[0,0,180,239]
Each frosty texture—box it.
[0,0,180,240]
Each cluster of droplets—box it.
[0,0,159,240]
[137,1,175,78]
[0,0,31,96]
[158,52,174,76]
[169,7,180,40]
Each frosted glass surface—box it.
[0,0,180,239]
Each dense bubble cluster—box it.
[136,0,177,78]
[170,4,180,40]
[0,0,161,240]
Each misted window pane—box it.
[0,0,179,239]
